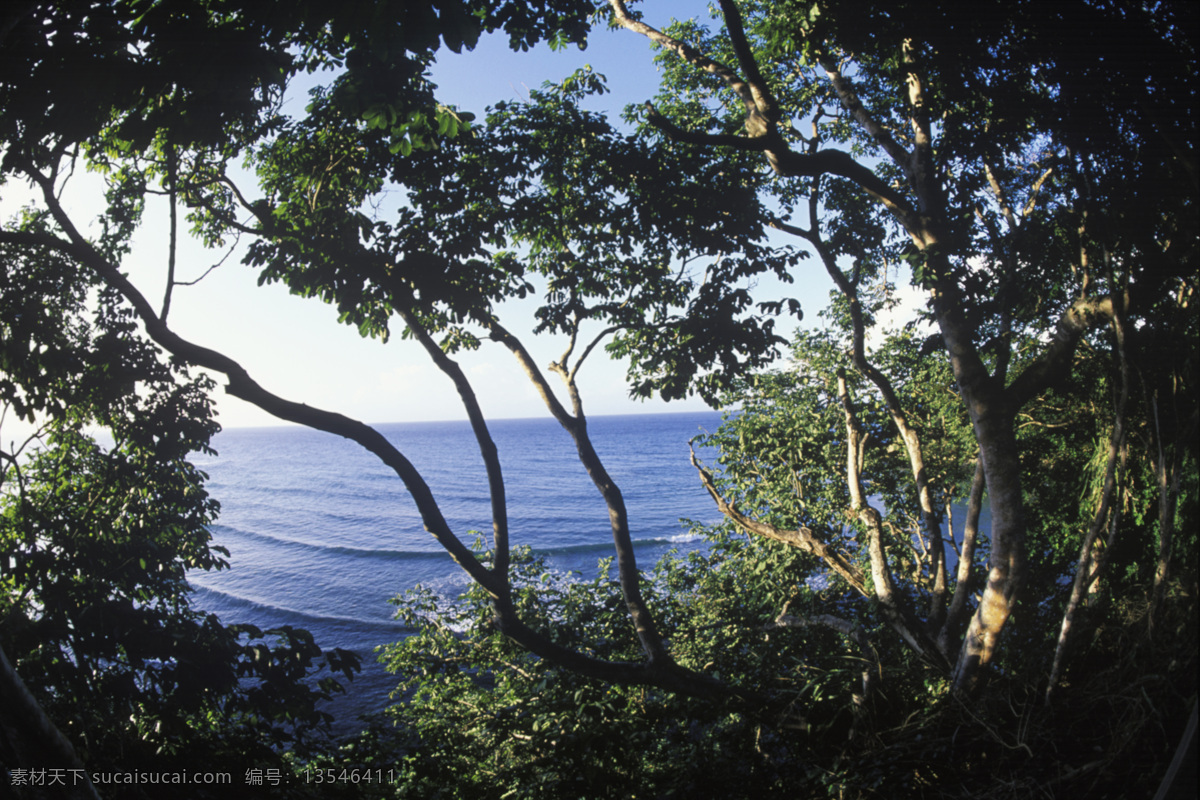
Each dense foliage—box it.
[360,308,1196,798]
[1,0,1196,797]
[0,223,361,795]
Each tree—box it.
[0,0,608,785]
[2,0,808,778]
[0,220,365,798]
[605,0,1196,692]
[66,65,798,698]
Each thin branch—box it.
[174,233,241,287]
[569,324,621,383]
[938,459,985,654]
[1020,167,1054,218]
[838,371,942,664]
[218,174,271,224]
[161,141,178,321]
[689,441,869,597]
[556,314,580,369]
[391,301,512,587]
[821,60,911,171]
[1150,392,1188,618]
[1045,419,1124,702]
[984,162,1017,230]
[609,0,764,124]
[487,319,672,667]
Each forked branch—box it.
[487,318,672,667]
[1007,294,1121,409]
[609,0,920,228]
[609,0,769,129]
[689,442,869,597]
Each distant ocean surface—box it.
[186,411,726,727]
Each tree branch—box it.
[714,0,780,126]
[901,39,938,216]
[641,103,774,150]
[495,612,757,701]
[609,0,764,126]
[611,0,921,231]
[0,222,503,599]
[161,141,178,321]
[689,441,869,597]
[4,174,748,699]
[569,324,621,384]
[837,371,944,664]
[486,319,672,667]
[938,459,985,654]
[1006,294,1120,409]
[1020,167,1054,219]
[821,59,911,171]
[781,199,949,633]
[984,162,1017,230]
[1045,310,1131,706]
[391,301,512,587]
[486,320,577,426]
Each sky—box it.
[4,3,903,436]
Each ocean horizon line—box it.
[214,407,727,433]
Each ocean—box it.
[186,411,727,728]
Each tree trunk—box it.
[1150,393,1189,621]
[1046,405,1127,703]
[0,642,101,800]
[939,459,985,654]
[949,411,1025,693]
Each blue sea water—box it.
[186,411,726,727]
